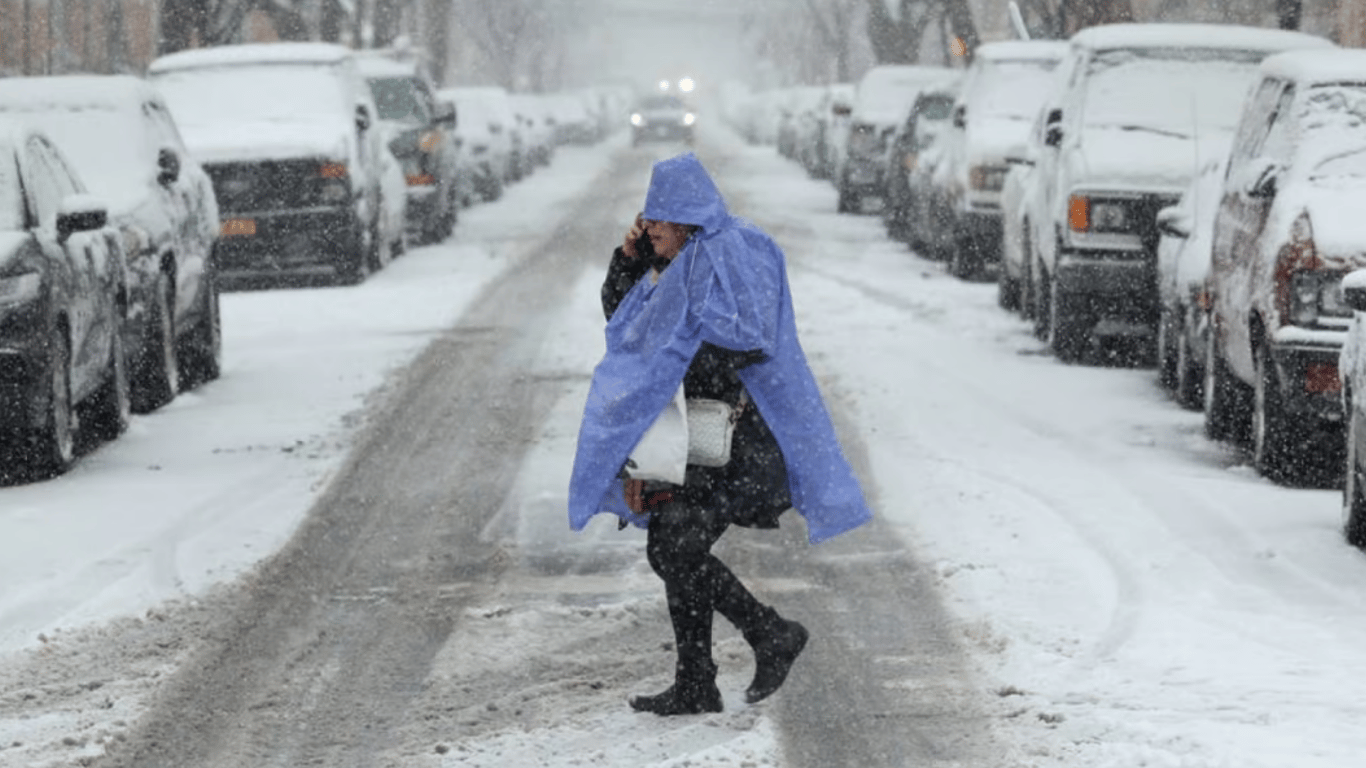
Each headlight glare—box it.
[630,113,643,126]
[683,113,696,126]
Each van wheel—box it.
[132,272,179,413]
[32,328,76,476]
[1203,331,1248,443]
[1174,320,1204,410]
[178,268,221,390]
[84,327,131,444]
[1253,343,1303,482]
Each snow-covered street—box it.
[3,121,1366,767]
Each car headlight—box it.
[683,113,696,126]
[631,113,643,126]
[1288,270,1349,326]
[0,272,41,307]
[969,165,1008,192]
[1067,195,1137,234]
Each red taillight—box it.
[320,163,348,179]
[405,173,436,187]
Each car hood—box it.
[1071,128,1212,192]
[1297,179,1366,262]
[177,118,351,164]
[965,116,1032,166]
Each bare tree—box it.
[453,0,559,91]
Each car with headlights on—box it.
[0,75,221,413]
[630,94,695,146]
[0,120,129,477]
[148,42,387,286]
[1024,23,1332,363]
[355,52,459,244]
[1207,48,1366,483]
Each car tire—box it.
[837,177,859,214]
[950,233,983,281]
[1156,306,1179,392]
[1203,329,1248,443]
[84,326,131,444]
[1343,392,1366,548]
[1019,238,1035,321]
[1253,342,1302,482]
[1032,263,1051,340]
[178,266,221,391]
[32,327,76,476]
[997,264,1020,310]
[1049,279,1089,363]
[341,219,373,285]
[132,271,179,414]
[1174,317,1204,410]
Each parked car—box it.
[999,95,1060,318]
[817,84,856,182]
[510,93,555,168]
[148,42,388,286]
[837,65,957,214]
[1153,145,1231,410]
[1207,48,1366,483]
[1341,270,1366,545]
[940,40,1067,280]
[629,93,695,146]
[440,87,515,201]
[882,84,958,249]
[0,120,129,476]
[1021,23,1332,363]
[354,51,459,244]
[0,75,222,413]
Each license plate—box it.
[221,218,256,237]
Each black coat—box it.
[603,247,791,528]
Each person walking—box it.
[569,152,872,716]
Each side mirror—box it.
[435,101,457,127]
[952,104,966,129]
[57,194,108,242]
[157,147,181,185]
[1156,206,1190,239]
[1344,269,1366,313]
[355,104,372,132]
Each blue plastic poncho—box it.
[568,153,872,544]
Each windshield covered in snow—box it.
[969,59,1059,120]
[1082,48,1266,138]
[0,148,21,232]
[367,76,431,125]
[1302,85,1366,174]
[151,64,349,128]
[0,105,152,210]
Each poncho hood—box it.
[568,153,872,544]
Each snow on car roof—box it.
[1071,23,1333,54]
[0,74,152,111]
[148,42,352,73]
[975,40,1070,61]
[353,53,417,78]
[1259,48,1366,84]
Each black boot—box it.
[745,619,808,704]
[630,659,723,716]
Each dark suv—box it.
[149,43,387,286]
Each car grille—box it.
[204,159,343,213]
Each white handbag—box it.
[625,389,747,481]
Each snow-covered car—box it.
[630,94,695,146]
[817,84,855,183]
[355,52,459,244]
[510,93,555,169]
[440,86,517,201]
[0,120,129,477]
[1208,49,1366,483]
[1341,270,1366,545]
[882,84,958,250]
[0,75,222,413]
[1024,23,1333,363]
[940,40,1067,280]
[548,93,597,146]
[148,43,388,286]
[837,65,957,214]
[999,94,1061,319]
[1153,145,1231,410]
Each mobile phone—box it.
[635,231,656,259]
